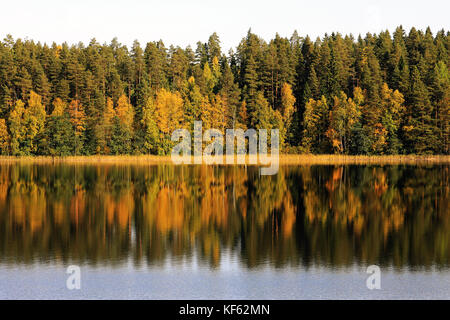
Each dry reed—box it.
[0,154,448,166]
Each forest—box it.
[0,26,448,156]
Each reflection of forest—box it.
[0,164,448,269]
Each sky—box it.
[1,0,449,52]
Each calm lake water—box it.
[0,163,448,299]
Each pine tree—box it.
[243,54,259,117]
[251,91,272,130]
[218,59,241,128]
[67,99,86,155]
[14,67,32,101]
[144,41,168,91]
[168,46,189,94]
[66,52,84,98]
[431,61,450,153]
[34,66,51,107]
[403,66,438,154]
[302,96,329,153]
[207,33,221,63]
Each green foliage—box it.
[46,113,74,156]
[302,96,329,153]
[326,91,361,154]
[141,97,160,154]
[0,28,447,155]
[110,117,133,155]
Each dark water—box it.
[0,163,449,299]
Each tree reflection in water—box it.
[0,164,448,269]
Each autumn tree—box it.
[380,83,405,154]
[141,96,159,154]
[280,83,296,144]
[109,95,135,154]
[326,91,361,154]
[302,96,329,153]
[67,99,86,155]
[21,91,46,154]
[0,118,10,154]
[154,88,184,153]
[8,100,25,155]
[0,28,448,155]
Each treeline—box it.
[0,26,448,156]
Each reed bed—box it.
[0,154,448,165]
[276,154,450,165]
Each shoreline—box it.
[0,154,448,165]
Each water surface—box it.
[0,163,448,299]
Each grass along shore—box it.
[0,154,448,165]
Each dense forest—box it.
[0,26,448,156]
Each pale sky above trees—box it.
[1,0,449,51]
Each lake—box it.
[0,163,448,299]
